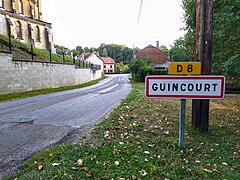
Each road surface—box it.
[0,74,131,178]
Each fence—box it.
[0,34,101,70]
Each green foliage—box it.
[181,0,240,83]
[223,54,240,84]
[0,34,73,63]
[152,69,169,75]
[73,43,140,64]
[122,64,130,73]
[128,58,155,82]
[212,0,240,77]
[115,62,130,74]
[98,44,135,63]
[159,45,169,56]
[169,37,193,62]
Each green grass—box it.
[0,77,106,102]
[0,34,73,63]
[9,82,240,179]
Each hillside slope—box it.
[0,34,72,63]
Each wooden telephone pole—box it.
[192,0,213,132]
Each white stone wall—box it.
[0,52,102,95]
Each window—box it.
[104,65,106,68]
[35,26,40,41]
[110,65,112,68]
[16,21,22,39]
[18,0,23,14]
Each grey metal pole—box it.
[179,99,186,149]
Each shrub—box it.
[223,54,240,84]
[129,58,155,82]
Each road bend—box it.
[0,74,131,178]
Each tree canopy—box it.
[68,43,140,64]
[178,0,240,83]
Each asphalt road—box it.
[0,74,131,178]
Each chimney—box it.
[156,41,159,48]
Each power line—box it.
[137,0,144,25]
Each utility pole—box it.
[192,0,213,132]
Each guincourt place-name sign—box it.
[145,76,225,99]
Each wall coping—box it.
[0,51,12,54]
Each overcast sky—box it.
[41,0,185,49]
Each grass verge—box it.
[10,82,240,179]
[0,77,106,102]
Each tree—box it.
[128,58,154,82]
[83,47,89,52]
[182,0,240,83]
[159,45,169,56]
[76,46,83,54]
[169,37,192,61]
[223,54,240,84]
[73,43,139,64]
[115,62,130,73]
[102,48,108,57]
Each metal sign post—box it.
[30,39,34,61]
[179,99,186,149]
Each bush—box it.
[152,69,169,75]
[223,54,240,84]
[115,62,130,74]
[129,58,155,82]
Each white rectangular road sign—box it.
[145,76,225,99]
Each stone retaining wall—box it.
[0,52,102,94]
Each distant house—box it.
[102,57,115,74]
[78,52,104,72]
[135,42,170,69]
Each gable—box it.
[136,45,167,63]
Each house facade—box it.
[78,52,104,72]
[0,0,54,50]
[102,57,115,74]
[135,42,169,69]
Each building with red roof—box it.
[102,57,115,73]
[135,42,170,69]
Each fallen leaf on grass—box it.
[162,131,169,135]
[222,162,228,166]
[52,163,61,166]
[86,172,92,177]
[139,170,147,176]
[81,167,90,171]
[74,159,83,166]
[204,168,213,173]
[38,164,43,172]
